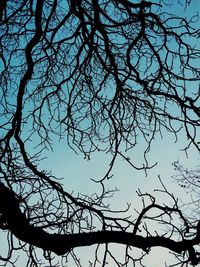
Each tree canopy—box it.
[0,0,200,266]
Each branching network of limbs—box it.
[0,0,200,266]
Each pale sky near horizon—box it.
[37,115,199,267]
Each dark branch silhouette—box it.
[0,0,200,266]
[1,182,200,265]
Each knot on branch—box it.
[0,183,22,225]
[196,221,200,240]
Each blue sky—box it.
[0,0,200,266]
[35,1,200,265]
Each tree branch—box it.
[0,183,200,264]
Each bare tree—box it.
[0,0,200,266]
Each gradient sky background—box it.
[36,1,200,266]
[0,0,200,266]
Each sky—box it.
[37,2,200,266]
[35,124,200,267]
[38,121,199,266]
[32,1,200,266]
[0,0,200,266]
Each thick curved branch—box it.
[0,183,200,265]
